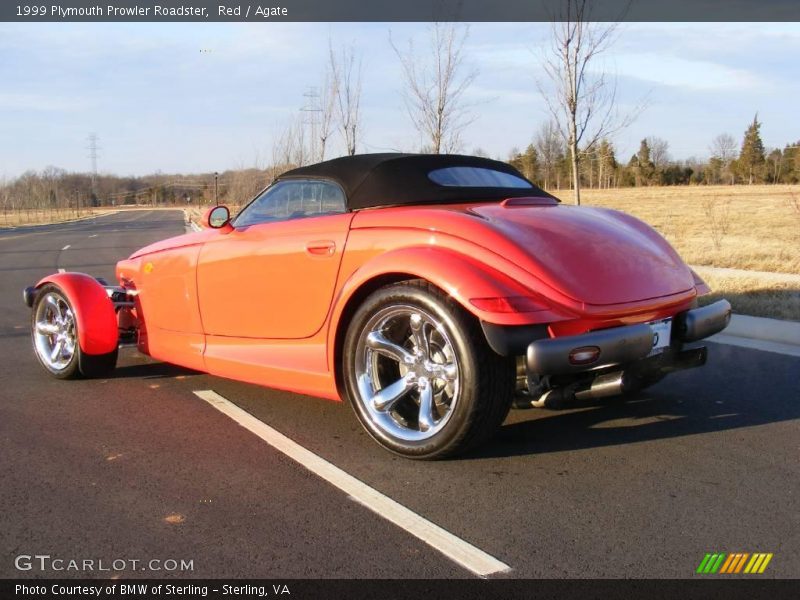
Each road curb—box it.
[723,314,800,346]
[183,208,202,233]
[709,314,800,357]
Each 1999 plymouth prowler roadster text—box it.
[24,154,731,458]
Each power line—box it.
[86,133,100,195]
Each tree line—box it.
[2,112,797,216]
[510,115,800,191]
[0,168,265,214]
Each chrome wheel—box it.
[354,305,460,442]
[33,291,77,372]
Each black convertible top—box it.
[279,153,556,210]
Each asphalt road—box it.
[1,209,798,580]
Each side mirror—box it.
[202,205,231,229]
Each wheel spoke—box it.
[410,313,430,359]
[417,379,435,432]
[366,331,414,365]
[441,362,458,381]
[36,322,60,335]
[372,374,415,412]
[46,295,60,316]
[50,339,64,362]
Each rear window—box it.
[428,167,532,188]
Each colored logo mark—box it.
[696,552,773,574]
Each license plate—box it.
[647,318,672,357]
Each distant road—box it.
[1,209,798,579]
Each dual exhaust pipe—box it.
[515,370,630,409]
[514,345,709,409]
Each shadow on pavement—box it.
[111,361,201,380]
[471,342,800,459]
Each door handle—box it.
[305,240,336,256]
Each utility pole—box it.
[87,133,99,204]
[301,87,322,162]
[214,172,219,206]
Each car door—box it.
[196,178,353,339]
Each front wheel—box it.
[342,280,515,459]
[31,284,118,379]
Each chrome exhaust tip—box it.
[574,371,628,401]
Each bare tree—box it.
[710,133,737,185]
[595,138,616,189]
[534,120,564,190]
[538,0,636,204]
[390,23,477,154]
[270,115,309,181]
[645,136,670,172]
[329,42,363,156]
[318,66,338,161]
[701,196,732,251]
[788,191,800,217]
[227,163,264,211]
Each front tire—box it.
[31,284,118,380]
[342,280,515,459]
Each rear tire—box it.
[342,280,515,459]
[31,284,118,380]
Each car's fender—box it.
[326,245,570,369]
[33,273,118,355]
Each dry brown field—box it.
[0,207,114,227]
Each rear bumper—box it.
[675,299,733,343]
[526,299,731,376]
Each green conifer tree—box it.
[738,114,766,184]
[635,139,655,186]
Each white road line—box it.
[193,389,511,577]
[57,268,66,273]
[61,244,70,250]
[89,234,98,238]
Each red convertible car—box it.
[24,154,731,458]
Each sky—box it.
[1,21,799,179]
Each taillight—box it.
[469,296,549,313]
[568,346,601,365]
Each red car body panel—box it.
[196,212,354,339]
[352,203,695,306]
